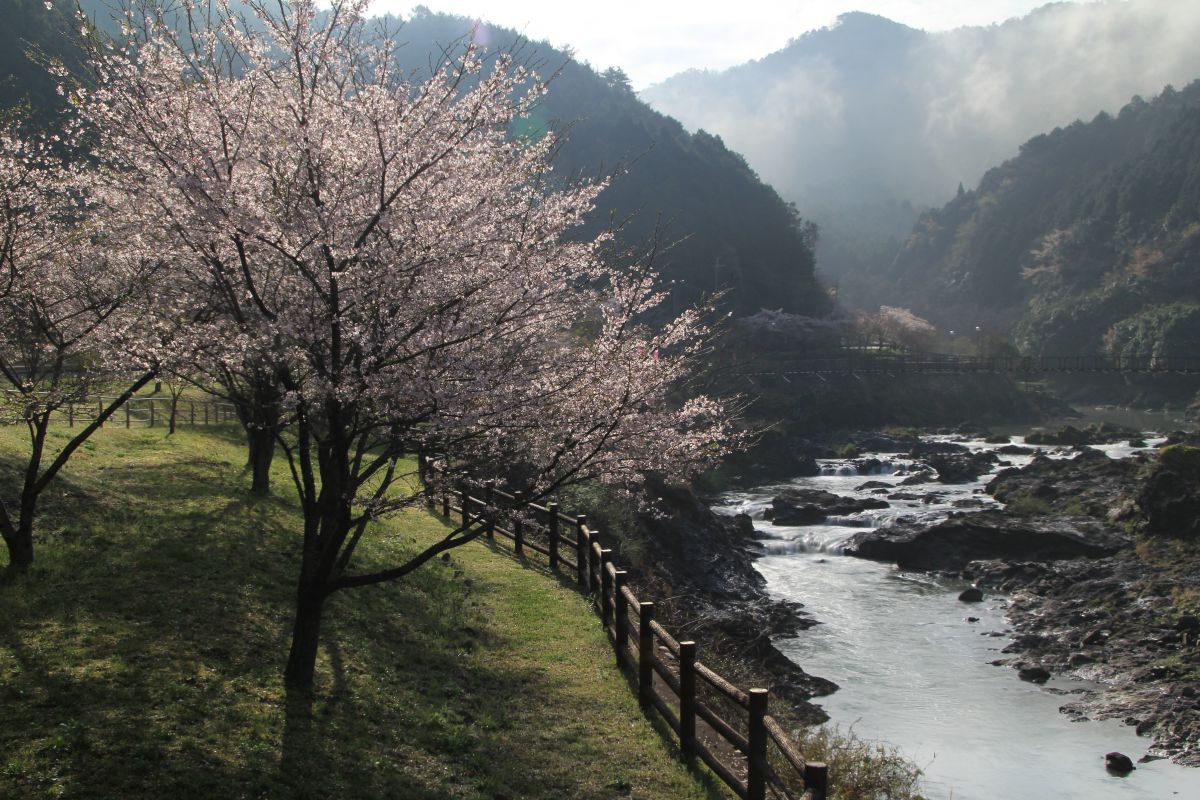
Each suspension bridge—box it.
[731,352,1200,377]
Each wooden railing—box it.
[424,460,829,800]
[32,396,239,428]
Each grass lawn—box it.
[0,426,727,799]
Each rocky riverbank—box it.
[844,435,1200,765]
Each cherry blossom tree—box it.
[856,305,937,352]
[0,126,159,578]
[78,0,736,691]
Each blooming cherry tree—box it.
[79,0,736,689]
[0,126,159,578]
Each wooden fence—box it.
[423,460,829,800]
[57,396,239,428]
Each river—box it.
[716,409,1200,799]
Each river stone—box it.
[1105,752,1135,774]
[1018,665,1052,684]
[770,488,889,526]
[958,586,984,602]
[909,440,970,456]
[842,510,1131,572]
[899,470,935,486]
[1026,422,1141,447]
[926,450,999,484]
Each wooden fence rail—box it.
[8,396,241,428]
[424,459,829,800]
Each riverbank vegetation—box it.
[0,426,723,799]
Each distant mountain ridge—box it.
[641,1,1200,307]
[887,81,1200,359]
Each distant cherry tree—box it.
[78,0,736,690]
[856,305,937,352]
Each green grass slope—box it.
[0,426,725,799]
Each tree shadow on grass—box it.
[0,442,301,799]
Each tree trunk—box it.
[247,426,275,496]
[283,581,325,691]
[1,523,33,578]
[2,465,41,578]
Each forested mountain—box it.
[640,1,1200,310]
[0,0,89,123]
[885,82,1200,359]
[0,1,826,317]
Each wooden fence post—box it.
[190,401,195,426]
[587,530,600,594]
[805,762,829,800]
[442,487,451,518]
[484,481,495,541]
[203,402,209,425]
[575,515,588,586]
[679,641,696,760]
[425,464,436,511]
[748,688,769,800]
[125,402,131,428]
[67,403,74,428]
[613,570,628,660]
[148,400,155,428]
[638,602,655,708]
[547,503,560,569]
[600,549,613,625]
[513,492,525,557]
[460,484,470,528]
[97,398,102,426]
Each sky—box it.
[368,1,1098,89]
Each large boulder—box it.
[1136,445,1200,539]
[987,451,1143,519]
[1024,422,1141,447]
[843,510,1131,571]
[770,488,889,526]
[909,440,970,457]
[926,450,999,484]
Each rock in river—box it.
[770,488,889,526]
[842,510,1130,572]
[1105,752,1135,775]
